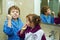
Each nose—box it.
[14,13,17,15]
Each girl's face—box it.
[10,9,19,19]
[26,18,31,27]
[45,9,51,15]
[26,17,34,28]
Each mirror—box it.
[40,0,60,24]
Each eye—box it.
[12,11,15,13]
[16,11,19,13]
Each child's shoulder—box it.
[36,29,44,33]
[34,29,44,38]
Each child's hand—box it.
[7,15,12,28]
[51,11,55,17]
[20,24,27,34]
[7,15,12,20]
[22,24,27,30]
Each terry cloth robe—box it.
[18,25,46,40]
[54,17,60,24]
[3,18,23,40]
[40,14,54,24]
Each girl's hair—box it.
[26,14,41,26]
[8,5,20,15]
[58,11,60,17]
[41,6,50,14]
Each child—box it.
[3,6,23,40]
[18,14,46,40]
[54,11,60,24]
[40,6,54,24]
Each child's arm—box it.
[18,30,25,38]
[3,15,14,36]
[54,18,60,24]
[41,34,46,40]
[51,16,54,24]
[3,21,14,36]
[7,15,12,28]
[18,24,27,38]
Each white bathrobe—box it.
[25,29,44,40]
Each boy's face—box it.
[10,9,19,19]
[45,9,51,15]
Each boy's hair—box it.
[58,11,60,17]
[8,5,20,15]
[26,14,41,26]
[41,6,50,14]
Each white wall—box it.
[34,0,41,16]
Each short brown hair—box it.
[41,6,50,14]
[26,14,41,26]
[8,5,20,15]
[58,11,60,17]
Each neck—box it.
[45,13,49,16]
[13,18,18,21]
[45,14,48,16]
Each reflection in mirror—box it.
[40,0,60,24]
[40,6,54,24]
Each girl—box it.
[40,6,54,24]
[3,6,23,40]
[18,14,46,40]
[54,11,60,24]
